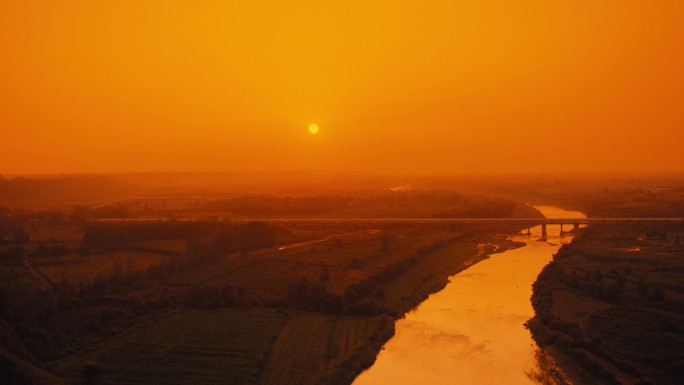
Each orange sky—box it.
[1,1,683,175]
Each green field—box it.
[165,228,462,302]
[260,313,392,385]
[57,308,287,385]
[31,251,166,286]
[50,310,395,385]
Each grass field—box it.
[56,308,288,385]
[379,238,487,312]
[131,239,187,254]
[259,313,392,385]
[31,224,85,243]
[165,228,464,301]
[31,251,166,286]
[0,349,68,385]
[51,309,395,385]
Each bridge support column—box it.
[527,227,531,236]
[541,223,547,237]
[574,222,580,231]
[559,224,563,234]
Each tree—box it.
[0,355,19,384]
[0,286,8,317]
[13,226,29,243]
[381,233,391,251]
[81,363,102,385]
[319,266,330,283]
[110,261,123,285]
[321,295,344,314]
[70,205,93,222]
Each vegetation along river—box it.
[353,206,586,385]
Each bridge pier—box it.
[541,223,547,237]
[527,227,531,236]
[573,222,580,231]
[559,223,563,234]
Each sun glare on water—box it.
[308,123,319,134]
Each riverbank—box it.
[378,233,528,316]
[251,230,530,385]
[353,205,584,385]
[335,231,528,384]
[529,222,684,385]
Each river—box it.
[352,206,586,385]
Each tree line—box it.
[203,191,533,218]
[83,220,277,253]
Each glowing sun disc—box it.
[308,123,319,134]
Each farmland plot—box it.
[32,251,166,285]
[58,308,287,385]
[260,313,390,385]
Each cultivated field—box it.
[530,223,684,385]
[31,251,166,286]
[165,227,464,301]
[57,308,288,385]
[259,313,392,385]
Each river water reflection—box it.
[352,206,586,385]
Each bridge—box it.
[233,217,684,236]
[93,216,684,236]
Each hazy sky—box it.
[1,1,683,175]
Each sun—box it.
[308,123,319,134]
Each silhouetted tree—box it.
[0,287,7,317]
[0,355,19,384]
[13,227,29,244]
[319,266,330,283]
[381,233,391,251]
[81,363,102,385]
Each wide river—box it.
[353,206,586,385]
